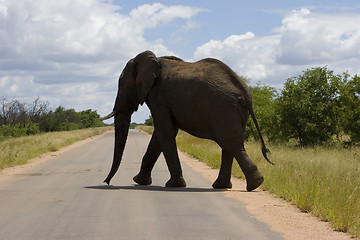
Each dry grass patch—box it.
[0,127,113,170]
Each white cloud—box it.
[194,32,280,83]
[0,0,205,122]
[194,8,360,86]
[129,3,203,29]
[277,8,360,65]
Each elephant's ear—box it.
[135,51,160,105]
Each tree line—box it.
[0,97,104,138]
[247,66,359,146]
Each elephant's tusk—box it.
[99,111,117,121]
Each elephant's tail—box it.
[249,108,275,165]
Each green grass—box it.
[136,125,360,238]
[0,127,113,170]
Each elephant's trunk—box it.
[104,113,131,185]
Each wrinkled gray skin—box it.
[100,51,273,192]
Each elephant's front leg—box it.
[155,125,186,187]
[212,150,233,189]
[162,140,186,187]
[133,131,162,185]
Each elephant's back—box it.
[158,57,252,107]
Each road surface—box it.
[0,130,283,240]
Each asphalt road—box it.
[0,130,284,240]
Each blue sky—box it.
[1,0,360,123]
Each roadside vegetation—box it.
[137,66,360,238]
[0,97,105,139]
[246,67,360,145]
[0,127,112,170]
[0,97,113,170]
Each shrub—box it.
[276,67,341,146]
[0,124,27,137]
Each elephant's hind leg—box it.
[212,150,233,189]
[234,149,264,191]
[133,131,162,185]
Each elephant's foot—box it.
[212,178,232,189]
[245,171,264,192]
[165,177,186,188]
[133,173,152,185]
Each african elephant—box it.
[100,50,273,191]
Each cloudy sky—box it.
[1,0,360,123]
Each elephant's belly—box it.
[179,124,216,141]
[173,109,217,141]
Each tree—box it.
[246,83,279,141]
[0,98,104,136]
[277,67,341,146]
[144,116,154,126]
[39,110,56,132]
[80,109,103,128]
[39,107,103,131]
[0,99,28,126]
[337,74,360,142]
[28,97,49,123]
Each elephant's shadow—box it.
[84,184,247,193]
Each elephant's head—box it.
[100,51,160,185]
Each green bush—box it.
[144,116,154,126]
[0,124,27,137]
[276,67,341,146]
[24,122,40,135]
